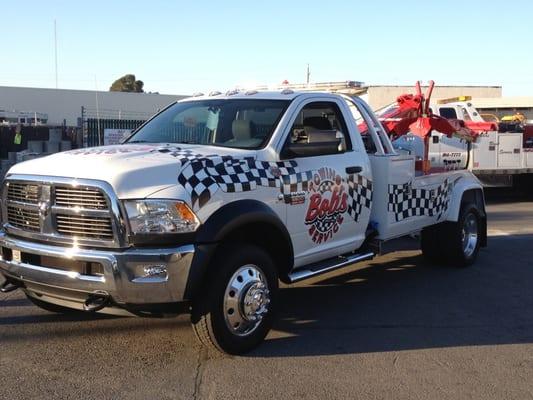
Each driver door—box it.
[279,98,373,268]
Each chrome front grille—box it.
[7,183,39,204]
[6,205,40,231]
[54,187,108,210]
[56,214,114,240]
[1,177,124,248]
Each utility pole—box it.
[54,19,58,88]
[95,76,101,146]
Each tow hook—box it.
[0,280,22,293]
[83,292,110,312]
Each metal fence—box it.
[84,118,146,147]
[81,106,156,147]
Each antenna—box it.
[306,63,310,85]
[54,19,58,89]
[95,76,101,146]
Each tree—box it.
[109,74,144,92]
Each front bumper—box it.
[0,231,195,312]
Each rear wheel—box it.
[421,202,481,267]
[191,244,278,354]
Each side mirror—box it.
[281,140,341,159]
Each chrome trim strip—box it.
[288,252,375,283]
[5,200,40,211]
[51,206,111,217]
[7,261,106,283]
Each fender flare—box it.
[184,199,294,299]
[195,199,292,245]
[446,177,486,223]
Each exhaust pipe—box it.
[0,279,22,293]
[83,292,110,312]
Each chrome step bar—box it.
[288,251,375,283]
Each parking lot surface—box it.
[1,191,533,399]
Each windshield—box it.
[126,99,290,149]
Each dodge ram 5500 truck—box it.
[0,90,487,354]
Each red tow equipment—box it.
[388,81,458,139]
[374,81,481,174]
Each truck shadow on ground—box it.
[251,233,533,358]
[0,234,531,359]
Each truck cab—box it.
[432,96,485,122]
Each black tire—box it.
[26,294,83,314]
[191,243,278,355]
[421,202,481,267]
[421,223,443,263]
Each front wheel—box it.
[191,244,278,354]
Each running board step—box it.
[287,251,375,283]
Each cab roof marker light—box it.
[225,89,240,96]
[209,91,222,97]
[436,95,472,104]
[245,90,258,96]
[281,89,294,95]
[192,92,204,97]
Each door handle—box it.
[346,166,363,174]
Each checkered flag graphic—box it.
[317,180,334,194]
[155,146,378,216]
[247,161,282,188]
[177,159,219,209]
[156,146,214,165]
[282,170,314,195]
[161,147,313,209]
[388,179,450,222]
[432,179,450,220]
[346,174,373,222]
[313,216,337,233]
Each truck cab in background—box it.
[422,97,533,187]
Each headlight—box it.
[124,200,199,234]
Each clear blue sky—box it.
[2,0,532,96]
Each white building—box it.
[0,86,187,126]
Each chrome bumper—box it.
[0,231,195,309]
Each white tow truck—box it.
[0,89,487,354]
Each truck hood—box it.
[7,144,257,199]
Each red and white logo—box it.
[305,167,347,244]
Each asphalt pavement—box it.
[1,189,533,399]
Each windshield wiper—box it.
[126,140,150,143]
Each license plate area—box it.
[0,247,103,276]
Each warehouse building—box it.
[366,85,502,110]
[468,97,533,120]
[0,86,187,127]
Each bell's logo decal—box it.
[305,167,347,244]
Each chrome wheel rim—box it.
[462,213,478,258]
[223,264,270,337]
